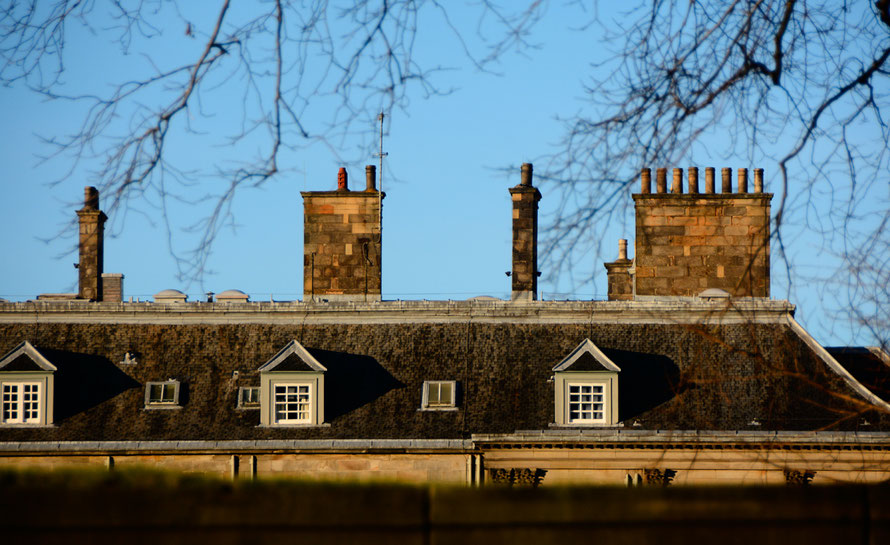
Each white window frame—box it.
[565,381,607,424]
[1,381,43,425]
[237,386,260,409]
[421,380,458,411]
[261,377,322,426]
[272,382,313,424]
[553,372,619,427]
[144,380,181,409]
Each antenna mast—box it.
[375,113,387,242]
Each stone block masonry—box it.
[632,167,771,298]
[302,167,384,302]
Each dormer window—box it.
[0,341,56,427]
[258,340,326,427]
[145,380,181,409]
[553,339,621,427]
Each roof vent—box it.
[216,289,250,303]
[698,288,730,301]
[154,289,187,303]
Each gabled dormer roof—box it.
[258,340,327,373]
[552,338,621,372]
[0,340,57,372]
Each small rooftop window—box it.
[144,380,182,409]
[421,380,458,411]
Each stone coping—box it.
[3,432,889,453]
[0,439,473,453]
[0,298,795,325]
[473,430,890,444]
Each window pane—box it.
[439,383,452,403]
[428,384,441,404]
[161,384,175,402]
[150,384,163,401]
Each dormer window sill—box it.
[143,405,183,411]
[257,423,331,428]
[0,424,55,429]
[418,407,460,412]
[549,422,624,429]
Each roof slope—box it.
[0,303,886,442]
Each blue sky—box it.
[0,1,884,347]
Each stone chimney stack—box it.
[302,167,384,302]
[604,238,633,301]
[509,163,542,301]
[77,186,107,301]
[631,166,771,297]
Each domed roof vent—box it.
[216,289,249,303]
[697,288,730,301]
[154,289,187,303]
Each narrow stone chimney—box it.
[302,167,384,302]
[604,239,633,301]
[509,163,542,301]
[77,186,107,301]
[631,166,771,297]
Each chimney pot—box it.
[688,167,699,194]
[656,168,667,194]
[671,168,683,194]
[705,167,715,194]
[754,168,764,193]
[640,168,651,193]
[738,168,748,193]
[337,167,349,191]
[365,165,377,191]
[84,186,99,210]
[721,167,732,193]
[520,163,533,187]
[618,239,628,260]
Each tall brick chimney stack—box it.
[76,186,107,301]
[509,163,541,301]
[302,167,384,302]
[631,166,771,297]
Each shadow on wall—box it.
[308,348,405,422]
[603,348,682,421]
[41,348,141,423]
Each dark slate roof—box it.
[0,300,886,442]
